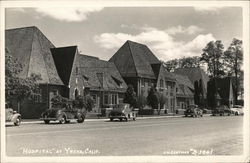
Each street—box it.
[6,116,243,156]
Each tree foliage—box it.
[200,40,225,78]
[123,85,138,108]
[5,53,41,103]
[224,38,243,76]
[159,93,167,110]
[74,95,94,112]
[224,38,243,103]
[137,94,147,109]
[51,95,69,108]
[147,86,159,110]
[163,56,202,72]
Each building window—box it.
[32,89,42,103]
[141,78,145,87]
[53,89,59,96]
[104,94,109,104]
[92,94,97,104]
[76,67,79,75]
[111,94,118,105]
[160,79,164,88]
[165,81,168,89]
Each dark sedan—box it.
[212,105,232,116]
[40,106,86,124]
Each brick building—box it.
[5,26,66,118]
[51,46,128,110]
[174,67,209,107]
[109,40,195,113]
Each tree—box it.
[137,94,147,109]
[194,79,204,107]
[224,38,243,104]
[163,59,180,72]
[123,85,138,108]
[74,95,94,112]
[163,56,202,72]
[194,81,200,105]
[5,52,41,113]
[158,93,167,115]
[180,56,202,68]
[147,86,159,111]
[200,40,225,78]
[206,78,217,108]
[51,95,69,108]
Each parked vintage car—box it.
[40,105,87,124]
[5,107,21,126]
[230,105,244,116]
[212,105,232,116]
[109,103,136,121]
[184,105,203,117]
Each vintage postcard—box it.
[0,0,249,163]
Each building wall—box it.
[88,90,124,110]
[9,84,65,119]
[176,97,194,110]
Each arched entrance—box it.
[74,88,79,99]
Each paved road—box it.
[6,116,243,156]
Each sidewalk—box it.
[21,114,211,124]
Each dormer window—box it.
[112,76,123,88]
[83,75,89,81]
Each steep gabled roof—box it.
[154,63,176,87]
[78,55,127,92]
[172,73,194,90]
[109,40,160,79]
[174,67,209,96]
[51,46,77,85]
[5,26,64,85]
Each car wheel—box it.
[200,114,203,117]
[228,113,230,116]
[125,118,128,122]
[110,118,113,121]
[14,117,21,126]
[59,116,66,124]
[77,116,85,123]
[185,115,187,117]
[133,118,136,121]
[44,120,50,124]
[65,120,70,123]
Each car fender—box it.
[11,114,21,122]
[56,111,67,120]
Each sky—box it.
[5,7,242,61]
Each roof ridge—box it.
[34,27,56,48]
[35,28,51,83]
[68,47,78,86]
[127,41,139,77]
[27,27,36,78]
[53,45,77,49]
[6,26,37,31]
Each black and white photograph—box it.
[1,1,249,163]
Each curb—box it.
[20,114,212,124]
[21,115,185,124]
